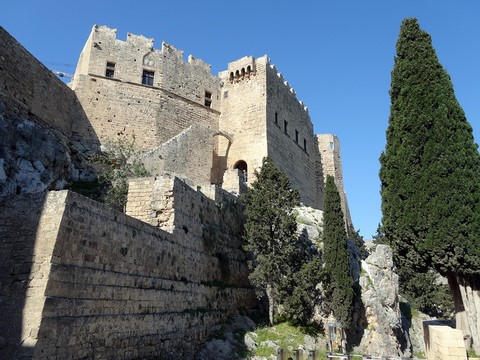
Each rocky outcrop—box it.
[0,102,94,195]
[354,244,410,357]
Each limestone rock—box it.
[354,243,410,357]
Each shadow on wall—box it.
[0,26,101,358]
[0,193,48,358]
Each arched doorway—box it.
[234,160,248,182]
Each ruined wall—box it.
[317,134,351,226]
[141,123,214,186]
[424,323,467,360]
[0,26,98,150]
[265,63,322,209]
[0,187,255,359]
[71,25,220,150]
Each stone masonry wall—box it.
[265,62,323,209]
[141,123,214,186]
[216,56,268,186]
[0,187,255,359]
[317,134,352,226]
[70,25,220,150]
[71,74,219,150]
[72,25,221,109]
[0,26,98,150]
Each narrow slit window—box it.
[205,91,212,107]
[275,112,278,124]
[284,120,288,134]
[329,141,334,150]
[304,138,307,151]
[295,129,299,143]
[142,70,154,86]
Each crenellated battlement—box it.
[267,62,309,114]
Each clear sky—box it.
[2,1,479,238]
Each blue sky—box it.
[2,1,479,238]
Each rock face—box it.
[354,244,410,357]
[294,206,323,245]
[0,104,94,195]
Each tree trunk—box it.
[266,284,275,326]
[448,273,480,353]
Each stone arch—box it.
[234,160,248,182]
[211,132,233,185]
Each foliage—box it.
[242,156,302,325]
[252,322,308,357]
[242,157,324,326]
[380,18,480,283]
[282,255,323,325]
[322,175,354,329]
[347,224,368,259]
[92,135,150,211]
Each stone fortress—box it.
[0,24,353,359]
[70,25,352,222]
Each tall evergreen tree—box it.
[380,18,480,345]
[323,175,354,329]
[242,156,301,325]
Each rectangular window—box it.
[105,62,115,78]
[275,112,278,124]
[284,120,288,134]
[223,91,228,99]
[295,129,299,143]
[142,70,154,86]
[205,91,212,107]
[329,141,334,150]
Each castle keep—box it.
[70,25,350,212]
[0,24,351,359]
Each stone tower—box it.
[70,25,353,214]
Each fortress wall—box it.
[0,27,93,141]
[216,56,269,185]
[141,123,214,186]
[0,187,255,359]
[317,134,352,226]
[72,25,221,110]
[265,63,322,209]
[72,74,219,150]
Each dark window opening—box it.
[229,72,234,81]
[275,112,278,124]
[295,129,299,143]
[224,91,228,99]
[304,138,307,151]
[142,70,154,86]
[205,91,212,107]
[284,120,288,134]
[105,62,115,78]
[329,141,334,150]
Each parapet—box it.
[267,60,309,114]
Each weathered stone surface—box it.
[0,186,256,359]
[354,243,410,357]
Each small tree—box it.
[93,135,150,211]
[323,175,354,329]
[242,156,301,325]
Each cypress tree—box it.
[380,18,480,343]
[323,175,354,329]
[242,156,301,325]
